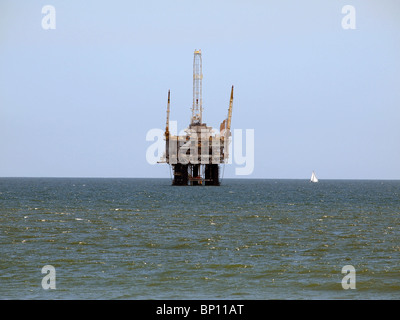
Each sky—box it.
[0,0,399,179]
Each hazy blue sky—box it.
[1,0,399,179]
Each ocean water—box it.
[0,178,399,300]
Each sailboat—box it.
[310,171,318,183]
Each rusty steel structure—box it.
[160,49,234,186]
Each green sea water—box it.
[0,178,399,299]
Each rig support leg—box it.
[205,164,220,186]
[172,164,189,186]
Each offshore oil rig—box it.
[159,49,234,186]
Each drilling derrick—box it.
[191,50,203,125]
[161,49,234,186]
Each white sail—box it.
[310,171,318,183]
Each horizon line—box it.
[0,176,399,181]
